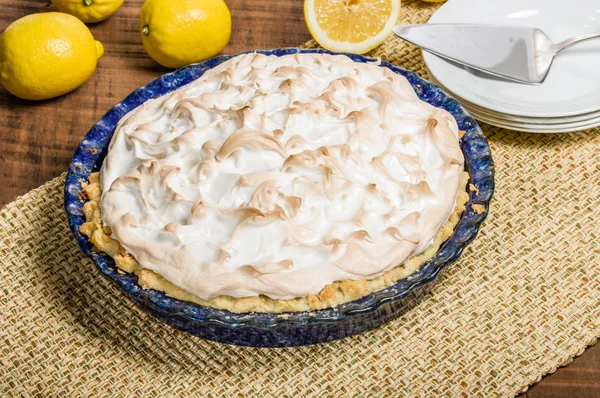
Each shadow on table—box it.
[482,123,599,149]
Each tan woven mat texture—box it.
[2,2,600,396]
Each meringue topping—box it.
[100,53,465,300]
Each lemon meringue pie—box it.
[80,52,469,313]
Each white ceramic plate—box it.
[428,75,600,124]
[465,105,600,132]
[459,99,600,124]
[424,0,600,118]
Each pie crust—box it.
[80,171,469,313]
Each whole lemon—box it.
[0,12,104,101]
[51,0,124,23]
[140,0,231,69]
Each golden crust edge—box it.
[79,171,470,313]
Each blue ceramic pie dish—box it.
[64,48,494,347]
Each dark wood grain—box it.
[522,342,600,398]
[0,1,597,396]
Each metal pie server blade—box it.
[393,23,594,85]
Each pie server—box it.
[393,24,600,85]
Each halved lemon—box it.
[304,0,401,54]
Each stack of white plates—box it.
[424,0,600,133]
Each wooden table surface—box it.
[0,1,598,396]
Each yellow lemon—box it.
[304,0,401,54]
[140,0,231,69]
[51,0,124,24]
[0,12,104,101]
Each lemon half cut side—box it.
[304,0,401,54]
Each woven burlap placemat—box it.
[2,2,600,396]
